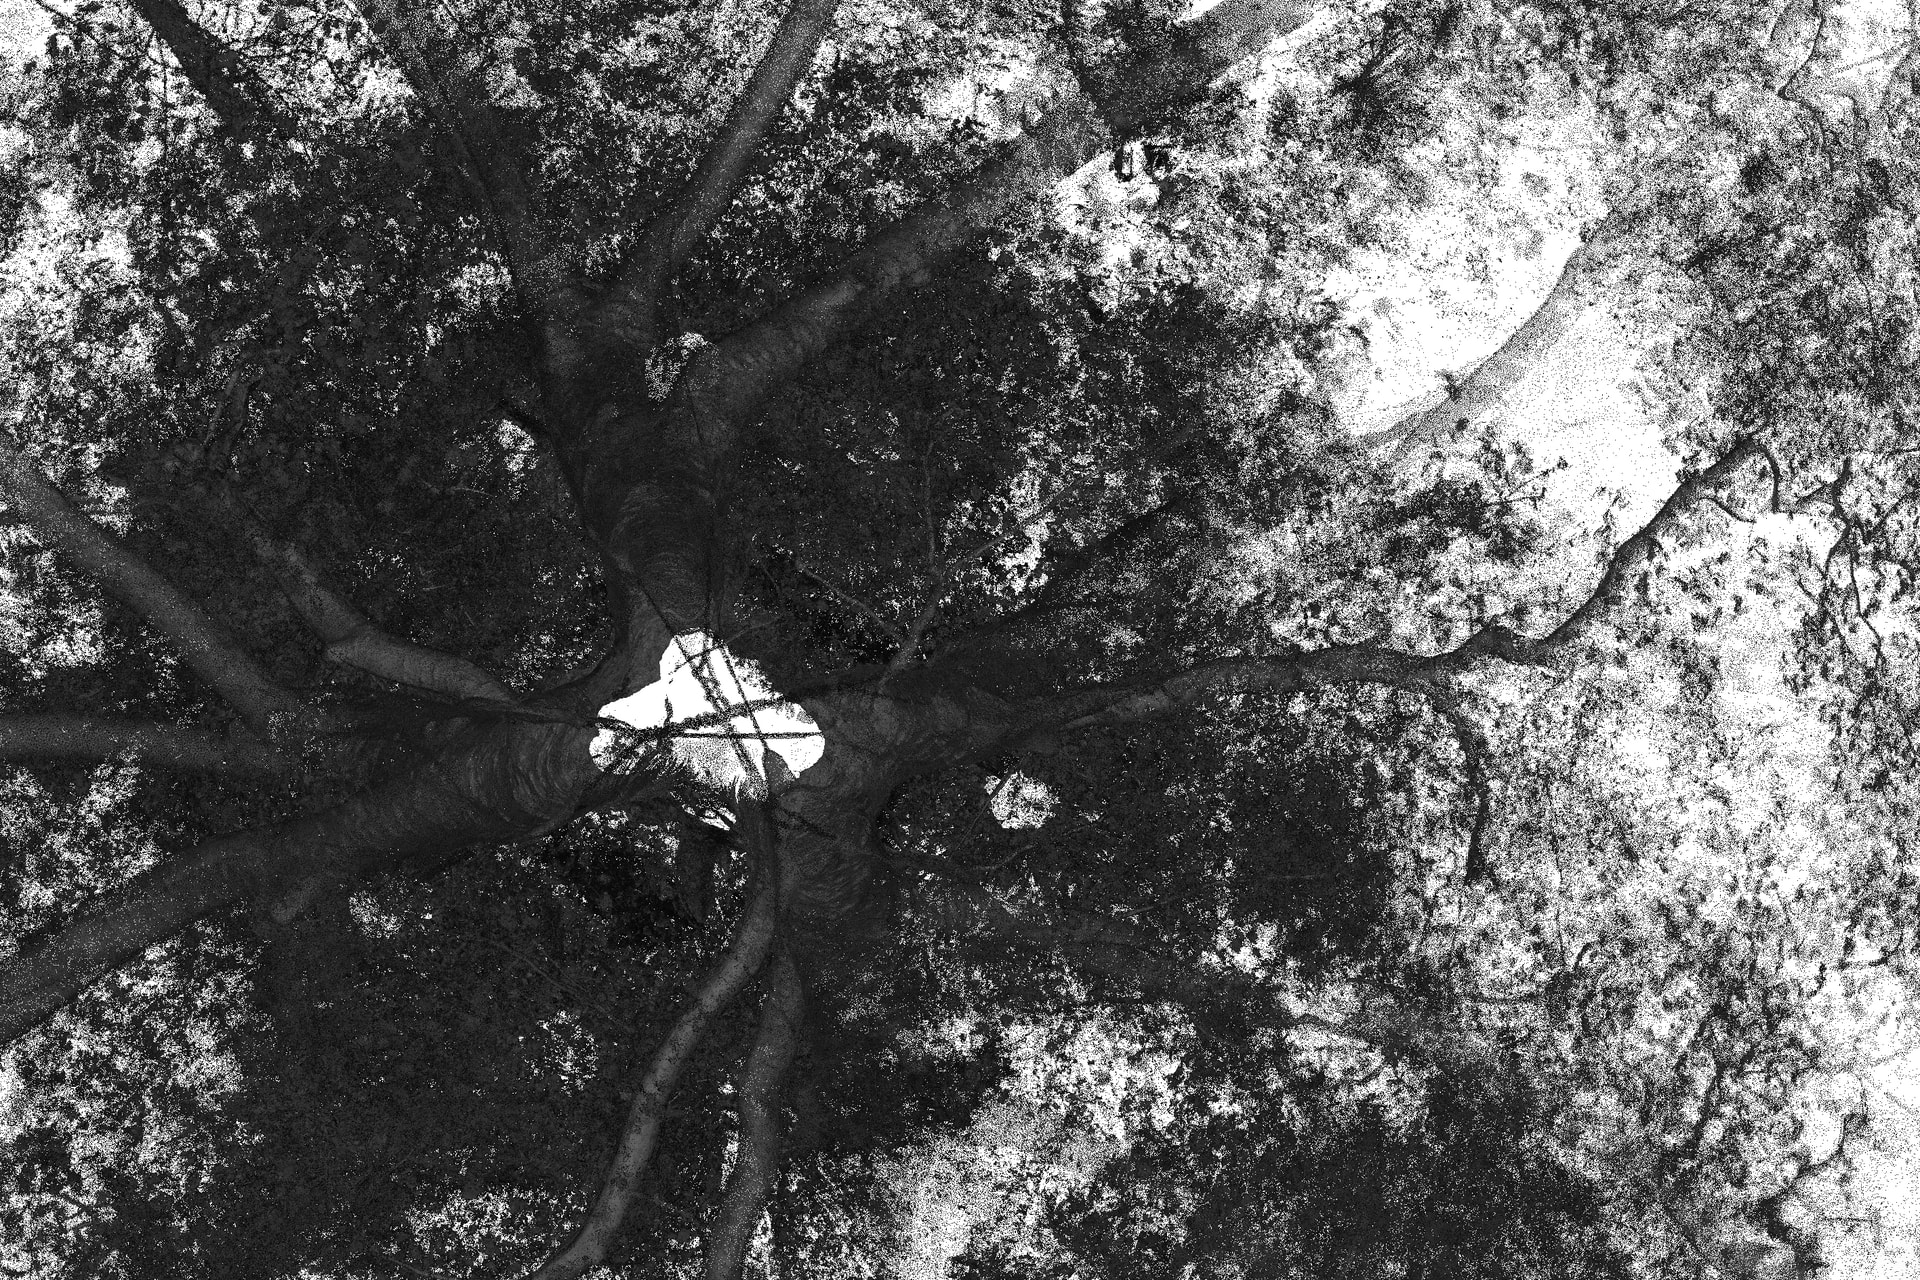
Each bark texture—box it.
[1354,213,1624,457]
[704,950,805,1280]
[0,441,300,736]
[525,799,783,1280]
[0,715,283,777]
[251,532,515,704]
[129,0,289,133]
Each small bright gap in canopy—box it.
[592,632,824,787]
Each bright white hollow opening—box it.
[591,631,825,787]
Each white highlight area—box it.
[591,632,824,786]
[988,772,1057,830]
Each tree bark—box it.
[0,709,596,1046]
[0,441,302,736]
[1352,213,1624,458]
[128,0,289,135]
[349,0,548,297]
[525,798,784,1280]
[704,950,804,1280]
[0,714,284,777]
[250,531,516,705]
[598,0,844,357]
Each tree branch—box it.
[641,0,1316,440]
[526,798,783,1280]
[1352,212,1624,458]
[655,102,1104,440]
[1012,437,1766,735]
[0,705,602,1047]
[350,0,548,295]
[1422,687,1494,883]
[786,556,905,646]
[247,531,516,706]
[584,0,1315,636]
[0,714,287,778]
[0,441,302,736]
[1540,435,1764,649]
[703,949,804,1280]
[127,0,290,135]
[600,0,841,348]
[923,881,1512,1078]
[935,490,1202,660]
[0,827,273,1045]
[920,879,1396,1045]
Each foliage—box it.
[3,0,1920,1276]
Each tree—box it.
[3,0,1920,1275]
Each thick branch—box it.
[595,116,1105,616]
[1352,213,1623,457]
[601,0,841,346]
[660,105,1103,435]
[637,0,1315,437]
[0,714,285,778]
[704,950,804,1280]
[0,707,598,1046]
[526,800,783,1280]
[351,0,547,294]
[1019,437,1767,734]
[0,442,301,736]
[128,0,290,134]
[249,533,515,705]
[925,881,1499,1069]
[586,0,1315,633]
[0,828,271,1044]
[922,880,1389,1042]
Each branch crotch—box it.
[524,793,785,1280]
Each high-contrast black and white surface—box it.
[2,0,1919,1275]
